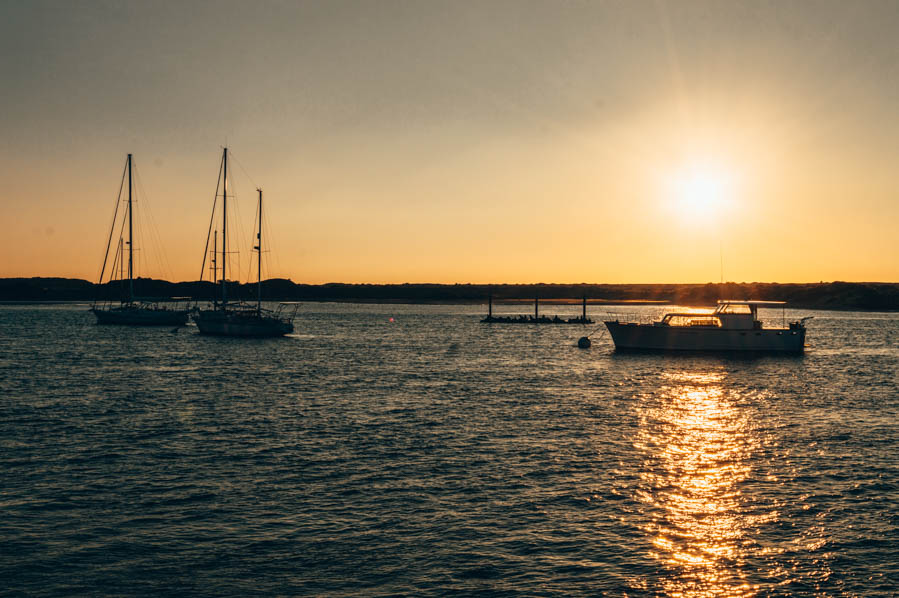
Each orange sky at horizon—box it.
[2,1,898,284]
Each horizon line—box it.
[3,276,899,286]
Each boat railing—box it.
[276,302,300,321]
[604,312,656,325]
[91,298,189,311]
[137,297,190,310]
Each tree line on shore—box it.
[1,277,897,311]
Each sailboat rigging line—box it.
[261,198,281,279]
[133,200,142,288]
[228,169,250,296]
[134,192,154,290]
[107,237,126,297]
[110,239,121,283]
[105,201,130,296]
[229,150,264,292]
[133,163,176,283]
[583,322,607,339]
[97,158,128,285]
[229,151,259,193]
[198,157,224,284]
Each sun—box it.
[668,163,735,224]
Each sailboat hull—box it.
[193,309,293,337]
[92,306,189,326]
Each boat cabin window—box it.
[718,304,752,314]
[664,315,722,327]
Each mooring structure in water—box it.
[481,293,593,324]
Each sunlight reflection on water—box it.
[2,305,896,595]
[634,369,773,597]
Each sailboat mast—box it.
[221,148,227,307]
[257,188,262,313]
[127,153,133,302]
[212,230,217,308]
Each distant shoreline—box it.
[1,278,897,311]
[0,298,671,307]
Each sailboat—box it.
[91,154,189,326]
[192,148,295,337]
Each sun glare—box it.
[668,164,735,225]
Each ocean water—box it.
[1,303,897,596]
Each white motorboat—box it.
[604,300,808,353]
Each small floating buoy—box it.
[577,336,591,349]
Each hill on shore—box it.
[1,278,897,311]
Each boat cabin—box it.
[655,300,786,330]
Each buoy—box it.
[577,336,591,349]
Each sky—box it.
[1,0,897,284]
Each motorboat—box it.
[604,300,808,353]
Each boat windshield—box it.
[662,315,722,327]
[718,303,752,314]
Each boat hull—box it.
[92,306,189,326]
[604,321,805,353]
[193,310,293,337]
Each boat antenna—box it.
[127,153,134,303]
[719,239,723,286]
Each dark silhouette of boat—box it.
[93,302,189,326]
[91,154,188,326]
[480,315,592,324]
[192,148,295,337]
[604,300,809,352]
[480,294,593,324]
